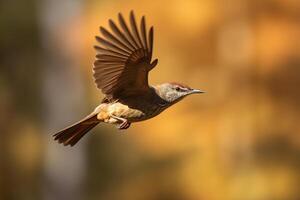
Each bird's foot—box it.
[110,114,131,130]
[118,120,131,130]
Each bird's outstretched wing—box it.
[93,11,158,100]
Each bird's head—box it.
[155,82,205,104]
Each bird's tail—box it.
[53,113,100,146]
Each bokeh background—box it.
[1,0,300,200]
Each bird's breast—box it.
[95,89,169,123]
[108,102,145,121]
[96,101,166,123]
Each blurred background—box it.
[1,0,300,200]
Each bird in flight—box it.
[53,11,205,146]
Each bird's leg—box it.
[110,115,131,130]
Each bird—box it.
[53,11,205,146]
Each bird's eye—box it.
[175,87,181,91]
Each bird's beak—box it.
[190,89,206,94]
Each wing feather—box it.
[95,36,131,55]
[100,26,133,52]
[94,45,128,58]
[93,11,158,100]
[109,19,136,51]
[140,16,148,52]
[96,54,127,61]
[118,13,139,49]
[148,26,154,60]
[130,11,144,49]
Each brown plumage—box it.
[53,11,205,146]
[93,11,157,100]
[54,114,99,146]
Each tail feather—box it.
[53,114,100,146]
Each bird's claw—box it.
[118,121,131,130]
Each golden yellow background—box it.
[0,0,299,200]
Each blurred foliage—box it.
[0,0,299,200]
